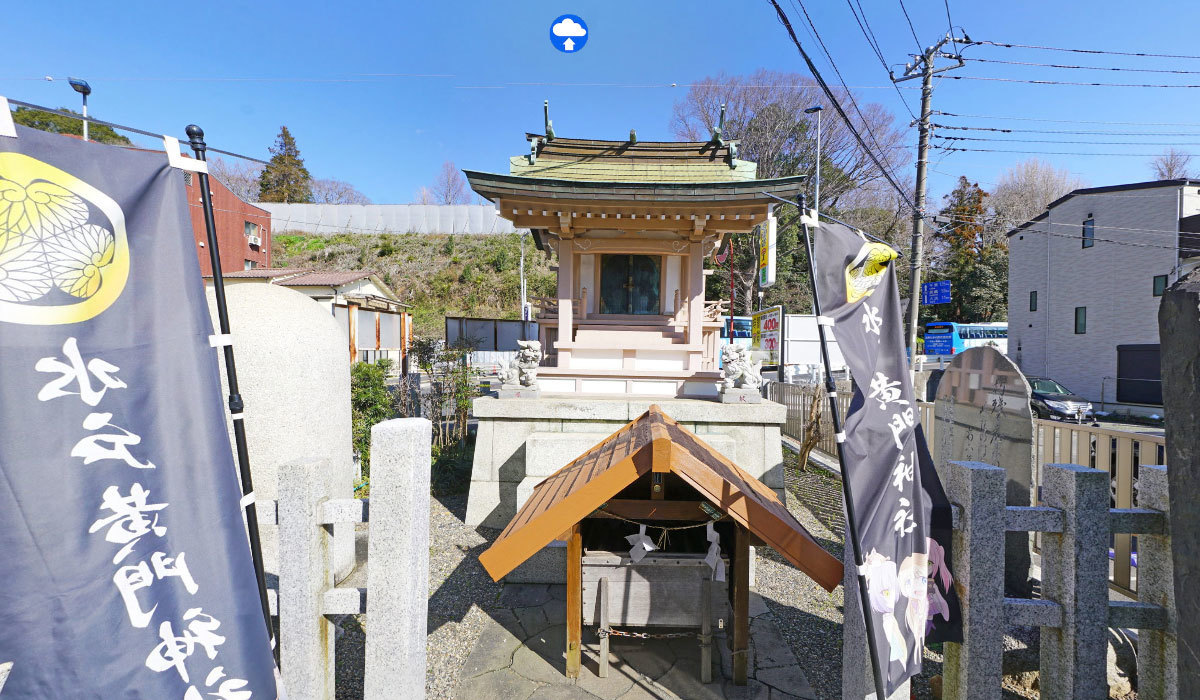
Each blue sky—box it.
[4,0,1200,210]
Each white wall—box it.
[1008,185,1184,407]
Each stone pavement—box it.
[456,584,817,700]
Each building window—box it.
[244,221,258,237]
[1153,274,1168,296]
[1082,217,1095,248]
[1074,306,1087,334]
[183,171,193,187]
[1029,290,1037,311]
[244,260,258,270]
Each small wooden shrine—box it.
[479,406,842,685]
[464,109,805,398]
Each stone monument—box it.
[207,283,356,581]
[1158,267,1199,698]
[719,343,764,404]
[497,339,542,399]
[933,346,1036,597]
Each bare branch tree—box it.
[988,158,1085,244]
[311,178,371,204]
[431,161,470,205]
[209,156,263,203]
[670,69,911,205]
[413,186,435,205]
[1151,147,1193,180]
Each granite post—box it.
[276,459,336,700]
[364,418,432,700]
[1136,465,1178,700]
[1038,463,1109,700]
[941,460,1006,699]
[1158,268,1199,698]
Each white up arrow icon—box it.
[563,38,575,51]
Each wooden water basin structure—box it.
[479,406,842,685]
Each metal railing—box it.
[772,381,1166,599]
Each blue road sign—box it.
[922,279,951,305]
[550,15,588,53]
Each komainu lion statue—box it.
[498,340,543,388]
[721,344,763,390]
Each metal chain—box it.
[597,627,697,640]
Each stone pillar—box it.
[1136,465,1177,700]
[842,545,909,700]
[1157,267,1199,698]
[277,459,335,700]
[942,460,1006,699]
[1038,463,1109,700]
[364,418,432,699]
[557,241,574,367]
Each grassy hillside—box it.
[272,232,556,337]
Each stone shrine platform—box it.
[456,583,816,700]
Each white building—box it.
[1007,179,1200,413]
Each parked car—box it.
[1027,376,1094,422]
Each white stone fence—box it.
[941,460,1175,700]
[256,418,432,700]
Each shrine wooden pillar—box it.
[732,524,750,685]
[557,240,574,367]
[565,523,583,678]
[686,241,704,371]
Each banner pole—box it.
[795,193,889,700]
[186,125,278,663]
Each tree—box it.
[929,177,1007,323]
[311,178,371,204]
[413,186,435,204]
[988,158,1084,244]
[209,156,263,203]
[1151,147,1193,180]
[430,161,470,204]
[670,69,910,205]
[258,126,313,203]
[12,106,131,146]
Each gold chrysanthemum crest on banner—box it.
[0,153,128,325]
[844,241,897,304]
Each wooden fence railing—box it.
[769,381,1166,599]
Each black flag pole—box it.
[187,125,278,663]
[791,193,889,700]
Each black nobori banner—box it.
[0,126,276,697]
[811,219,961,694]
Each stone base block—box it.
[718,387,763,404]
[497,385,540,400]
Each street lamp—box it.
[803,105,824,215]
[68,78,91,142]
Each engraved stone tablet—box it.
[934,346,1036,596]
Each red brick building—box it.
[185,171,272,275]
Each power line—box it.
[896,0,923,51]
[956,55,1200,75]
[787,0,913,188]
[938,134,1200,146]
[844,0,918,118]
[934,210,1186,238]
[942,0,960,53]
[933,212,1185,250]
[936,110,1200,127]
[766,0,917,213]
[933,122,1200,137]
[945,75,1200,89]
[933,145,1173,157]
[973,40,1200,61]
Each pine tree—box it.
[258,126,313,203]
[929,176,1008,323]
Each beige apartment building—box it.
[1007,179,1200,413]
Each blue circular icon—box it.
[550,14,588,53]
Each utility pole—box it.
[892,33,970,373]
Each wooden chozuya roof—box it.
[478,406,844,591]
